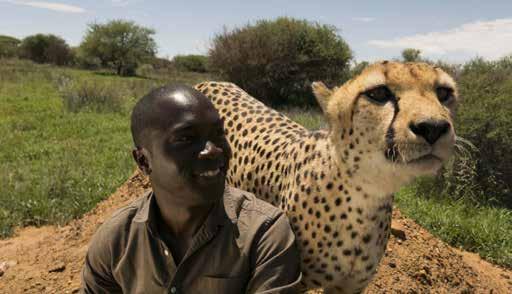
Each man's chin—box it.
[191,169,225,187]
[189,175,226,201]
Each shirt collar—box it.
[132,187,242,232]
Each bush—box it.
[402,48,422,62]
[454,57,512,205]
[209,17,352,106]
[172,55,208,72]
[58,77,126,113]
[136,64,155,77]
[349,61,369,78]
[72,46,101,70]
[0,35,20,58]
[151,57,174,70]
[19,34,73,65]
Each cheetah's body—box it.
[195,62,458,293]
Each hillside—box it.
[1,171,511,293]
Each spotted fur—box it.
[195,61,458,293]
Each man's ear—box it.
[311,81,333,113]
[132,147,152,175]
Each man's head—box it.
[131,84,231,206]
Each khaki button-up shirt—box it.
[81,186,301,294]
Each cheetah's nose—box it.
[409,120,450,145]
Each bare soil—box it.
[1,172,511,293]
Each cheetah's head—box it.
[313,61,458,190]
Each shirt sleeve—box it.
[245,212,302,294]
[81,224,123,294]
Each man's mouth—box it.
[198,168,221,177]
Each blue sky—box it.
[1,0,512,63]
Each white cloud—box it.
[368,18,512,60]
[352,17,375,23]
[2,0,86,13]
[110,0,128,6]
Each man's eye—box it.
[436,86,454,104]
[175,135,194,143]
[364,85,394,104]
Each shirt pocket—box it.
[193,275,246,293]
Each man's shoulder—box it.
[89,193,148,247]
[224,186,285,227]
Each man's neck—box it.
[152,188,215,237]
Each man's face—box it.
[141,92,231,206]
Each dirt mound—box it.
[1,173,511,293]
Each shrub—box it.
[151,57,174,70]
[19,34,73,65]
[454,57,512,206]
[402,48,422,62]
[0,35,20,58]
[58,77,126,113]
[72,46,101,70]
[172,55,209,72]
[349,61,369,78]
[209,17,352,106]
[136,64,155,77]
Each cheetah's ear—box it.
[311,81,333,112]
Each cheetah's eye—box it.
[363,85,394,104]
[436,86,454,104]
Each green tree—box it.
[349,61,369,78]
[402,48,422,62]
[19,34,72,65]
[172,55,208,72]
[209,17,352,106]
[0,35,20,58]
[80,20,157,76]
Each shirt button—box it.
[170,286,177,293]
[164,249,169,256]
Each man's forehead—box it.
[171,114,222,132]
[154,98,220,130]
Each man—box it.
[81,84,301,293]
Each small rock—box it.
[0,260,16,277]
[0,263,6,277]
[415,269,432,285]
[389,262,397,268]
[48,262,66,273]
[500,273,510,279]
[391,227,407,240]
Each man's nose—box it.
[198,141,223,159]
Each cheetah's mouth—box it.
[406,153,442,164]
[385,144,444,166]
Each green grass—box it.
[0,59,212,238]
[396,184,512,268]
[280,106,326,130]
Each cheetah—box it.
[195,61,458,293]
